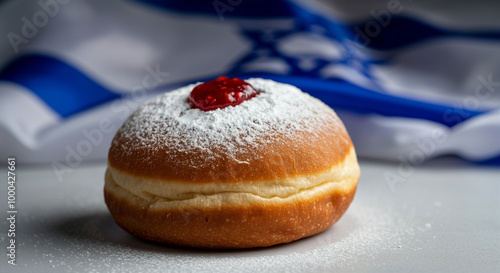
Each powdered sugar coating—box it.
[112,78,346,172]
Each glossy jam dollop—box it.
[189,76,258,111]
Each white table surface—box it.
[1,158,499,273]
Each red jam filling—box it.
[189,76,258,111]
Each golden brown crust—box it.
[104,168,358,249]
[108,114,352,183]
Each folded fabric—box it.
[0,0,499,172]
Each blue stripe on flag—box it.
[350,15,500,50]
[134,0,295,17]
[0,54,121,118]
[478,155,500,165]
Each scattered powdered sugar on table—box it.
[113,78,343,168]
[24,199,415,273]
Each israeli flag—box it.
[1,0,499,175]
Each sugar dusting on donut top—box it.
[110,78,349,175]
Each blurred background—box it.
[0,0,499,169]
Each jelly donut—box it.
[104,77,360,249]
